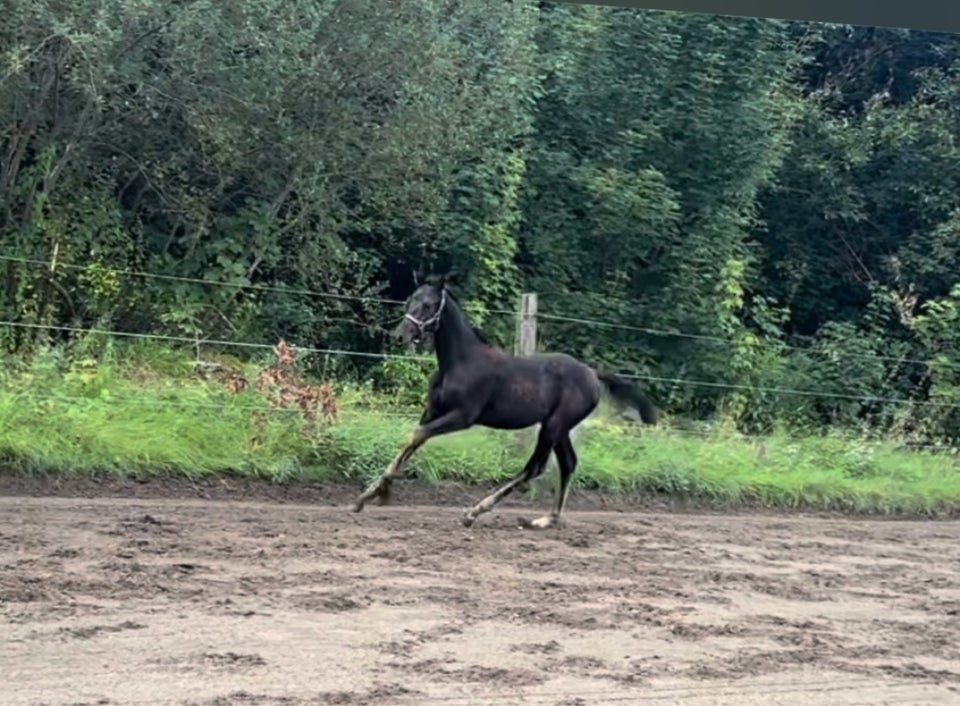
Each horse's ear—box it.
[441,270,461,290]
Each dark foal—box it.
[352,279,658,528]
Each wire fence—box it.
[0,319,432,362]
[536,310,951,369]
[2,317,958,413]
[2,251,959,416]
[3,251,950,368]
[2,324,959,454]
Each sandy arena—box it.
[2,477,959,705]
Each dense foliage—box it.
[4,1,960,443]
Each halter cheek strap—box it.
[405,289,447,332]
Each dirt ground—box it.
[2,477,960,705]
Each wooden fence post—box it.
[515,292,538,357]
[513,292,547,496]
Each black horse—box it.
[352,277,658,528]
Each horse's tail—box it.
[595,370,659,426]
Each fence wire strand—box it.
[537,310,952,369]
[3,252,960,412]
[3,251,950,367]
[2,318,958,412]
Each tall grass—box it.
[0,341,958,516]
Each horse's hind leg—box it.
[461,425,555,527]
[528,433,577,530]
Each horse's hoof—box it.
[520,515,558,530]
[461,513,476,528]
[351,501,365,513]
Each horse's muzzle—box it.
[393,319,421,346]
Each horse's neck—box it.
[434,301,482,373]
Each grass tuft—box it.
[0,343,958,516]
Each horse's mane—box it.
[431,280,490,345]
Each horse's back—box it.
[521,351,580,367]
[508,350,602,403]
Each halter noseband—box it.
[405,288,447,335]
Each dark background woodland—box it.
[5,1,960,440]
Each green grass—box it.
[327,413,960,515]
[1,342,958,517]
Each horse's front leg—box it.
[352,409,470,512]
[365,373,443,505]
[376,378,445,502]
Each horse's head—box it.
[393,281,448,347]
